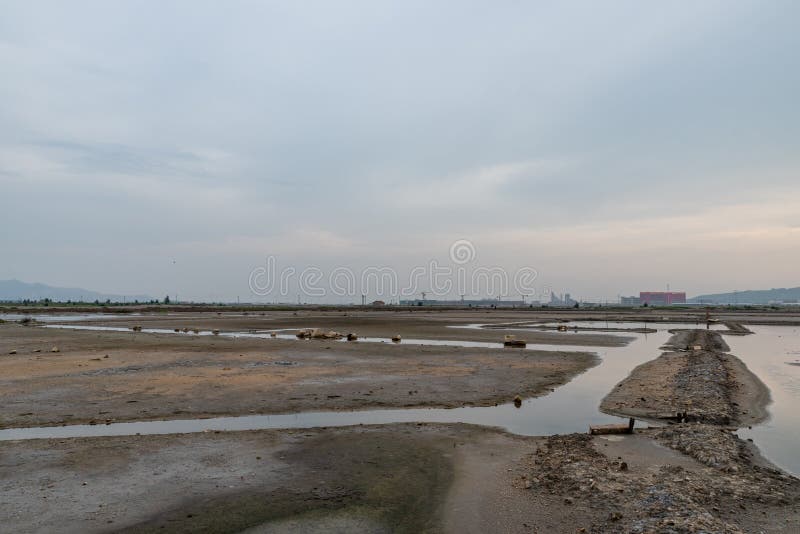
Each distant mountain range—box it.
[0,279,152,303]
[689,287,800,305]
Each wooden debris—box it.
[504,335,527,348]
[590,418,635,435]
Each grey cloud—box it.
[1,1,799,301]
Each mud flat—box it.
[0,319,598,429]
[0,423,465,533]
[64,309,632,347]
[1,422,798,533]
[1,310,798,533]
[600,329,770,426]
[0,423,567,534]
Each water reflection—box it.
[727,326,800,475]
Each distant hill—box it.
[0,279,152,303]
[689,287,800,305]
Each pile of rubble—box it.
[295,328,359,341]
[664,329,730,353]
[670,351,734,425]
[518,427,800,533]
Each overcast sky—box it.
[1,1,798,302]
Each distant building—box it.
[399,298,534,308]
[549,292,577,307]
[639,291,686,306]
[620,296,640,306]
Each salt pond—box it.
[2,320,798,476]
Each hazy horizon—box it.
[2,1,798,303]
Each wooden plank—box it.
[589,418,635,435]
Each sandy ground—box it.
[0,313,603,429]
[600,330,770,426]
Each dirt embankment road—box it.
[600,329,769,426]
[0,315,601,429]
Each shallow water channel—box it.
[470,320,728,333]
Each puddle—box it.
[726,326,800,475]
